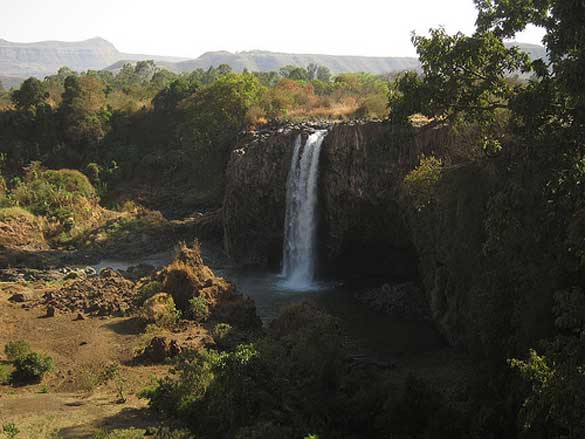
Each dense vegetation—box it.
[0,62,389,215]
[391,1,585,437]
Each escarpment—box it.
[223,122,449,277]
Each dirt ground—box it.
[0,281,178,438]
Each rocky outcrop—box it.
[40,268,137,316]
[157,241,262,329]
[224,121,448,279]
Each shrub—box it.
[12,352,53,383]
[402,155,443,211]
[4,340,31,361]
[0,363,13,384]
[189,296,210,322]
[212,323,232,340]
[141,293,181,329]
[136,280,164,305]
[2,423,19,439]
[11,163,99,228]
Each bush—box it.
[212,323,232,341]
[0,363,13,384]
[402,155,443,211]
[136,280,164,305]
[141,292,181,329]
[2,423,19,439]
[189,296,209,322]
[4,340,31,361]
[11,162,99,228]
[12,352,53,383]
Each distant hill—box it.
[0,37,547,89]
[171,50,421,74]
[0,37,189,87]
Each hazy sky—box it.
[1,0,545,58]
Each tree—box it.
[307,63,331,82]
[179,72,264,153]
[389,28,530,124]
[216,64,233,76]
[153,77,199,113]
[0,80,5,94]
[316,65,332,82]
[279,65,309,81]
[60,75,109,149]
[11,77,49,111]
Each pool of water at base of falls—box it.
[217,267,446,362]
[92,253,446,362]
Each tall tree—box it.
[11,77,49,111]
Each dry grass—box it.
[287,99,360,119]
[0,207,48,250]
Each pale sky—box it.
[0,0,545,58]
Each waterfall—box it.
[281,129,327,289]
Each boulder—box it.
[9,291,34,303]
[141,336,182,363]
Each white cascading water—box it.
[281,130,328,289]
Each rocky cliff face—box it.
[223,120,486,347]
[223,122,448,275]
[223,128,298,267]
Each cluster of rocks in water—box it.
[355,282,431,320]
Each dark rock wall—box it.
[223,122,447,275]
[223,129,298,268]
[223,121,486,346]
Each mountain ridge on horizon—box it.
[0,36,547,88]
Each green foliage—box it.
[60,75,110,149]
[212,323,233,342]
[2,423,19,439]
[179,72,264,151]
[137,280,164,305]
[12,352,53,383]
[0,363,13,385]
[189,296,210,322]
[390,28,529,126]
[10,162,98,227]
[402,155,444,211]
[11,77,48,111]
[3,340,31,361]
[376,375,463,438]
[145,302,466,438]
[145,303,367,438]
[141,293,181,329]
[279,65,309,81]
